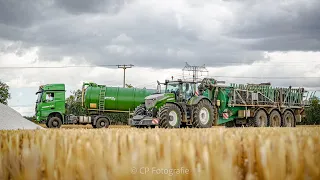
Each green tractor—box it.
[128,78,217,128]
[129,77,311,128]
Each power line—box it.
[208,76,320,79]
[1,60,319,69]
[0,64,120,69]
[182,62,209,82]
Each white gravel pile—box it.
[0,103,44,130]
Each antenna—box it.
[182,62,208,82]
[117,64,134,88]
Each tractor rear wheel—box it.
[192,99,214,128]
[158,103,182,128]
[282,110,296,127]
[254,109,268,127]
[269,110,281,127]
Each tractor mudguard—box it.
[188,96,213,106]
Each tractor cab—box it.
[162,79,197,102]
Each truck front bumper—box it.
[129,115,159,126]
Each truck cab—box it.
[35,84,66,128]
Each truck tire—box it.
[47,117,62,128]
[254,109,268,127]
[158,103,182,128]
[96,117,110,128]
[282,110,295,127]
[269,110,281,127]
[192,99,214,128]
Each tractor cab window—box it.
[182,83,193,99]
[165,83,180,93]
[45,92,54,102]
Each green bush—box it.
[105,112,129,125]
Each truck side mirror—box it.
[157,84,161,93]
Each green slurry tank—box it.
[35,82,157,129]
[83,82,156,112]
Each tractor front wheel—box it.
[131,104,146,127]
[158,103,182,128]
[134,104,146,116]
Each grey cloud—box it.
[226,0,320,52]
[0,0,319,70]
[0,0,67,28]
[53,0,134,14]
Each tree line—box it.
[1,80,320,125]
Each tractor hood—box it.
[145,94,165,109]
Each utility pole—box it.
[182,62,208,95]
[117,64,134,88]
[182,62,208,82]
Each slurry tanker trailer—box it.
[129,78,313,128]
[35,82,156,128]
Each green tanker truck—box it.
[35,82,156,128]
[129,78,313,128]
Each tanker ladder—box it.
[98,86,106,114]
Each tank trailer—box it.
[129,78,313,128]
[35,82,156,128]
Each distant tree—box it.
[300,96,320,125]
[0,80,10,105]
[65,89,86,115]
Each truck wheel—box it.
[282,110,295,127]
[47,117,62,128]
[269,110,281,127]
[192,100,214,128]
[254,109,268,127]
[158,103,182,128]
[96,117,110,128]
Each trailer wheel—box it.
[192,99,214,128]
[254,109,268,127]
[158,103,182,128]
[47,117,62,128]
[96,117,110,128]
[282,110,295,127]
[269,110,281,127]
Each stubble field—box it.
[1,126,319,180]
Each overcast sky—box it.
[0,0,320,116]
